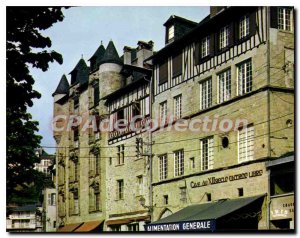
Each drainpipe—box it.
[266,6,271,230]
[149,75,153,221]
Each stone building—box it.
[145,6,294,231]
[52,6,294,232]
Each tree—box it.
[7,7,65,204]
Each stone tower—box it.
[52,74,69,144]
[98,40,124,103]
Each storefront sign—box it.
[270,194,294,220]
[190,170,263,188]
[145,220,215,232]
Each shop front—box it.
[145,195,265,232]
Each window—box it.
[137,176,143,196]
[117,145,124,165]
[74,161,79,181]
[174,95,182,119]
[238,125,254,163]
[159,61,168,85]
[172,53,182,77]
[128,223,139,231]
[218,69,231,103]
[200,78,212,110]
[117,179,124,200]
[73,126,79,142]
[201,36,210,58]
[74,97,79,114]
[189,157,195,169]
[163,195,169,205]
[53,221,56,229]
[168,25,175,42]
[117,109,124,120]
[180,187,187,203]
[93,81,99,106]
[51,193,56,206]
[200,137,214,171]
[237,60,252,95]
[132,101,141,117]
[278,8,293,31]
[95,192,100,211]
[174,150,184,177]
[219,25,229,49]
[238,188,244,197]
[73,191,79,215]
[239,15,250,39]
[159,154,168,181]
[206,193,212,202]
[95,153,100,175]
[160,101,167,125]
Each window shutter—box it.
[209,33,215,56]
[194,41,200,65]
[228,22,234,47]
[270,7,278,29]
[159,61,168,85]
[249,10,257,36]
[172,52,182,77]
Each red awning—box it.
[74,220,103,232]
[57,222,83,232]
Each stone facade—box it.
[52,6,294,232]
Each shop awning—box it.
[106,215,151,226]
[74,220,104,232]
[145,195,265,232]
[57,223,83,232]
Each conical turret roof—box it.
[52,74,69,96]
[100,40,123,65]
[89,43,105,61]
[69,58,89,86]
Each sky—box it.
[28,6,210,154]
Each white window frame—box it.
[137,175,143,196]
[200,78,212,110]
[218,68,231,103]
[168,25,175,41]
[239,15,250,39]
[159,154,168,181]
[200,137,214,171]
[201,36,210,58]
[237,59,252,96]
[219,25,229,49]
[238,125,254,163]
[174,95,182,119]
[174,150,184,177]
[278,8,293,31]
[160,101,167,125]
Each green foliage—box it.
[7,7,65,204]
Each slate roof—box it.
[52,74,69,96]
[69,58,89,86]
[163,14,198,27]
[88,43,106,71]
[100,40,123,65]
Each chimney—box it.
[123,46,133,65]
[210,6,225,18]
[135,40,154,68]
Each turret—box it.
[69,58,89,87]
[98,40,124,100]
[88,42,106,72]
[52,74,69,144]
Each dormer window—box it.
[219,25,229,50]
[168,25,175,43]
[239,15,250,39]
[201,36,210,58]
